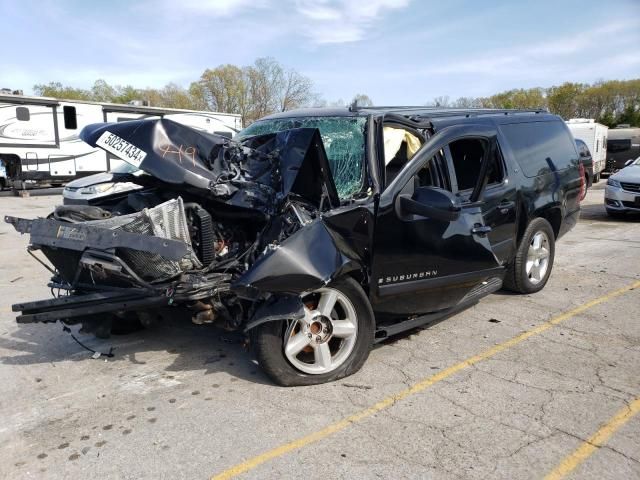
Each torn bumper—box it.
[5,216,189,260]
[13,290,169,324]
[5,211,231,324]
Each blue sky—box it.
[1,0,639,105]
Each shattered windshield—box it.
[237,116,367,199]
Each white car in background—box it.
[605,156,640,217]
[63,162,144,205]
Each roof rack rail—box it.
[355,105,440,111]
[354,105,549,117]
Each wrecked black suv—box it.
[6,107,582,386]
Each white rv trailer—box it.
[0,94,242,189]
[565,119,608,182]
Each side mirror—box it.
[398,186,461,222]
[624,159,634,167]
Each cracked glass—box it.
[238,116,367,199]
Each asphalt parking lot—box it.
[1,184,639,480]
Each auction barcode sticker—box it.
[95,131,147,167]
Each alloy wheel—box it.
[283,287,358,375]
[526,231,550,284]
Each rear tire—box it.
[503,218,555,294]
[253,277,374,386]
[593,173,600,183]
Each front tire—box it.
[254,277,374,386]
[503,218,555,294]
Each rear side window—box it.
[501,121,577,177]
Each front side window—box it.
[237,116,367,199]
[414,150,450,191]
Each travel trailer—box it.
[566,119,608,182]
[606,125,640,173]
[0,94,242,189]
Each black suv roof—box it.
[259,106,557,126]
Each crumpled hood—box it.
[80,118,339,213]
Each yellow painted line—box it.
[212,280,640,480]
[544,396,640,480]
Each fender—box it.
[243,294,304,332]
[232,217,366,296]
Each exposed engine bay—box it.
[6,119,369,336]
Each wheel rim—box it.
[283,287,358,375]
[526,231,550,285]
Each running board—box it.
[374,277,503,342]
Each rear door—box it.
[446,133,518,265]
[370,124,504,317]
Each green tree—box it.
[90,79,117,102]
[427,95,450,107]
[112,85,143,105]
[33,81,92,101]
[198,64,248,117]
[195,58,316,124]
[617,105,640,127]
[351,93,374,107]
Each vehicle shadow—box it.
[0,316,274,385]
[373,305,474,348]
[579,203,640,223]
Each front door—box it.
[370,124,504,317]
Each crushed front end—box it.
[5,118,352,336]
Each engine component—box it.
[188,300,216,325]
[85,197,202,282]
[187,205,215,266]
[53,205,113,222]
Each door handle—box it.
[498,200,515,214]
[471,224,492,236]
